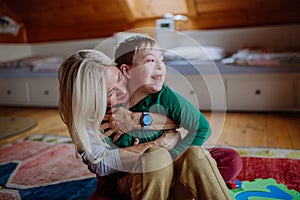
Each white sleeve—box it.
[81,130,123,176]
[82,148,122,176]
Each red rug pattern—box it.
[0,141,94,188]
[237,157,300,192]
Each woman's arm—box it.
[118,142,153,171]
[101,107,176,141]
[82,129,179,176]
[152,130,180,150]
[82,137,154,176]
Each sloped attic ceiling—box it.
[0,0,299,43]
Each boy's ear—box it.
[120,64,131,79]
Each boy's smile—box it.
[128,46,166,94]
[151,74,163,81]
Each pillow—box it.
[28,56,64,72]
[0,55,64,72]
[163,46,226,61]
[0,59,28,70]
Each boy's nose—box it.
[156,61,164,69]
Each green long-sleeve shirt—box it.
[110,84,211,158]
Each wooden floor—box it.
[0,106,299,149]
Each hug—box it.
[58,35,242,200]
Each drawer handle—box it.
[6,90,11,95]
[255,90,261,95]
[44,90,50,95]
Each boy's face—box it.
[105,66,129,107]
[128,45,166,94]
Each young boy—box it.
[111,35,211,159]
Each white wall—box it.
[1,24,299,61]
[0,44,32,61]
[0,37,114,61]
[156,24,300,54]
[31,38,109,57]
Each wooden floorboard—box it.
[0,106,299,149]
[0,107,69,146]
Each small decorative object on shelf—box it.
[156,13,188,31]
[0,15,21,36]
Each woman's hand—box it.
[118,138,153,171]
[153,130,180,150]
[101,107,138,141]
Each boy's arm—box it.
[169,112,211,159]
[166,91,211,159]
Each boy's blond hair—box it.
[114,35,157,69]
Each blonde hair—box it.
[58,49,112,162]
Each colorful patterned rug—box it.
[0,135,96,200]
[228,146,300,199]
[0,135,299,199]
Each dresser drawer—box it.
[227,79,295,110]
[0,79,29,105]
[28,79,59,106]
[186,75,226,110]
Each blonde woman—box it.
[59,49,162,170]
[59,50,179,199]
[58,49,231,200]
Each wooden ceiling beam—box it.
[1,0,299,43]
[185,0,198,17]
[117,0,137,22]
[0,0,20,21]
